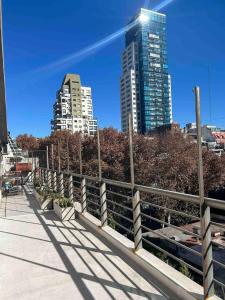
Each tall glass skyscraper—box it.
[120,8,172,133]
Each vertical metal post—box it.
[194,86,214,299]
[100,182,107,226]
[33,151,37,181]
[67,138,70,173]
[97,130,102,181]
[81,178,87,213]
[53,171,57,192]
[79,134,86,212]
[41,169,44,185]
[132,190,142,250]
[79,133,82,175]
[129,113,142,250]
[47,170,52,189]
[34,155,37,172]
[30,168,34,183]
[129,114,134,188]
[46,146,49,170]
[58,140,61,172]
[51,144,54,171]
[69,175,73,201]
[31,151,34,171]
[44,169,47,184]
[97,130,107,226]
[59,173,64,196]
[46,146,50,188]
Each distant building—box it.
[2,133,37,173]
[150,122,180,135]
[51,74,98,136]
[184,123,225,154]
[120,8,172,134]
[184,123,196,132]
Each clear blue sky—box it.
[4,0,225,137]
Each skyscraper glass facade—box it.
[121,8,172,133]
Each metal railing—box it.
[37,166,225,300]
[34,87,225,300]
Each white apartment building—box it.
[51,74,98,136]
[120,42,139,133]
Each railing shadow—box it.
[20,184,166,300]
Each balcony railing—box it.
[36,166,225,300]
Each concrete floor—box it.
[0,185,167,300]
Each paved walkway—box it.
[0,185,167,300]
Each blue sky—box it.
[4,0,225,137]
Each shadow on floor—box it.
[0,184,171,299]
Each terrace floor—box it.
[0,185,167,300]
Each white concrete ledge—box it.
[78,212,211,300]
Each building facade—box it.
[120,8,172,133]
[51,74,98,136]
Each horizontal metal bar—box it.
[73,179,81,185]
[103,178,132,189]
[141,224,202,257]
[39,168,224,211]
[85,175,100,182]
[73,185,81,190]
[142,237,203,276]
[140,199,200,220]
[205,197,225,211]
[141,212,201,238]
[87,206,100,215]
[107,208,133,223]
[214,278,225,289]
[213,259,225,270]
[137,184,200,205]
[86,191,100,199]
[107,199,133,212]
[106,189,132,200]
[211,240,225,251]
[86,198,100,207]
[108,218,134,235]
[211,221,225,230]
[64,171,82,178]
[86,184,100,190]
